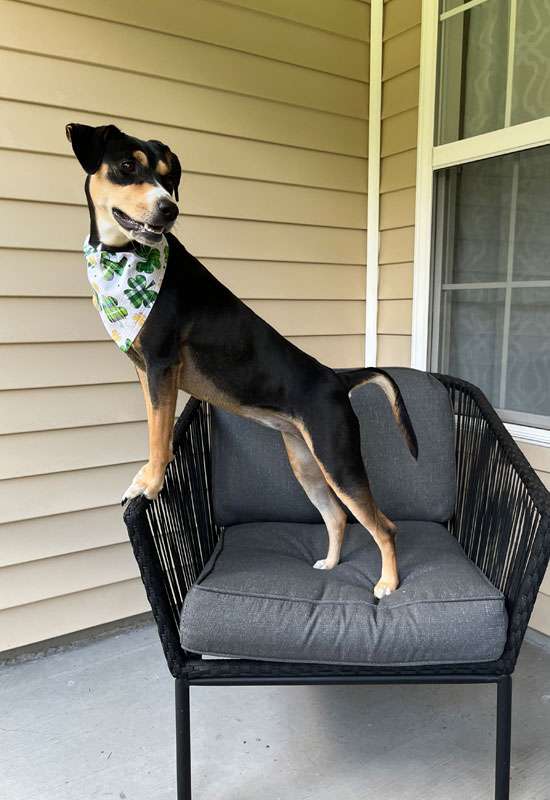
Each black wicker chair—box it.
[124,373,550,800]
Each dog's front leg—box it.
[122,365,178,503]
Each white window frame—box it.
[412,0,550,447]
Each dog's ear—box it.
[169,152,182,202]
[65,123,120,174]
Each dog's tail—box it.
[338,367,418,460]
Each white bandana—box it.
[83,236,169,352]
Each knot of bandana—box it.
[83,236,169,352]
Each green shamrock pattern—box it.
[101,295,128,322]
[84,235,168,352]
[100,253,127,281]
[134,244,161,273]
[124,274,158,308]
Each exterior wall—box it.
[0,0,370,651]
[374,0,550,636]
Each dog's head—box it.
[66,123,181,246]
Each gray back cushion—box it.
[211,368,456,526]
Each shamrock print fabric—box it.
[83,236,169,352]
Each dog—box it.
[67,122,418,598]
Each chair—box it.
[123,369,550,800]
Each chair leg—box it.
[495,675,512,800]
[176,678,192,800]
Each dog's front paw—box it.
[122,462,167,504]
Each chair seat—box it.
[180,521,508,666]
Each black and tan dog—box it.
[67,122,418,598]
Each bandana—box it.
[83,236,169,352]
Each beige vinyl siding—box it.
[0,0,369,651]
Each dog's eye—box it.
[120,159,137,174]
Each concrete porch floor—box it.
[1,622,549,800]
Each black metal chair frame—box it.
[124,374,550,800]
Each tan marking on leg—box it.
[123,367,178,502]
[282,431,347,570]
[295,421,399,597]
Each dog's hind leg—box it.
[282,430,347,570]
[297,402,399,599]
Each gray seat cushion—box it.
[211,368,456,526]
[180,521,507,666]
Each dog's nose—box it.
[157,198,178,222]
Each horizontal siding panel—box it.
[0,421,149,480]
[219,0,370,40]
[0,50,366,156]
[380,187,416,229]
[0,342,136,390]
[0,151,367,229]
[0,298,365,343]
[0,201,367,263]
[529,591,550,637]
[250,300,365,337]
[382,68,420,119]
[207,262,366,300]
[0,542,139,610]
[378,262,414,299]
[379,226,415,264]
[0,505,127,567]
[380,149,417,193]
[0,461,143,523]
[0,1,367,118]
[0,578,149,652]
[0,101,367,193]
[381,108,418,156]
[377,299,413,335]
[4,545,139,610]
[1,250,366,301]
[382,26,421,81]
[377,334,411,367]
[2,250,89,297]
[25,0,368,81]
[292,334,364,367]
[0,383,145,434]
[384,0,421,40]
[0,297,105,343]
[0,385,187,435]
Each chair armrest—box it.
[123,398,221,677]
[435,374,550,668]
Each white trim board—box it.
[506,424,550,449]
[365,0,383,367]
[411,0,438,371]
[433,116,550,170]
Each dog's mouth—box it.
[112,208,164,242]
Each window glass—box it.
[512,0,550,125]
[437,0,509,145]
[432,146,550,428]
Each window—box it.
[414,0,550,440]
